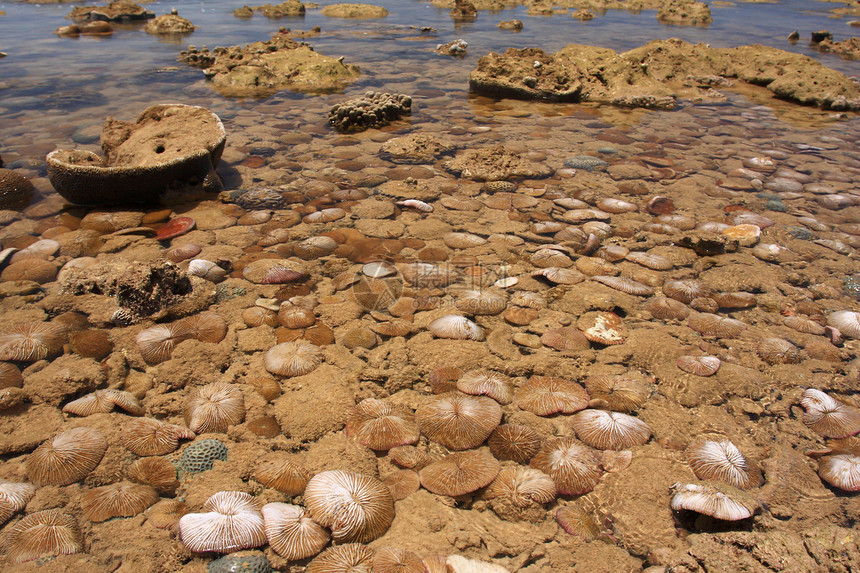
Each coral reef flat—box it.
[0,0,860,571]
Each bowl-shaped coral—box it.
[46,103,226,205]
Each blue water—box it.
[0,0,858,164]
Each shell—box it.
[396,199,434,212]
[254,457,311,495]
[443,232,486,249]
[122,417,195,456]
[373,547,424,573]
[63,389,144,417]
[577,311,627,345]
[0,481,36,526]
[278,302,316,329]
[593,275,654,296]
[400,263,457,287]
[416,392,502,450]
[0,322,67,362]
[713,292,756,309]
[242,306,280,327]
[828,310,860,339]
[529,437,603,495]
[155,216,195,240]
[818,454,860,492]
[302,208,347,224]
[345,398,420,451]
[454,290,507,315]
[179,491,266,553]
[303,470,394,543]
[625,251,673,271]
[187,259,228,282]
[81,482,159,522]
[136,323,189,364]
[596,197,637,214]
[262,502,330,561]
[307,544,374,573]
[175,312,228,343]
[184,382,246,434]
[5,510,82,563]
[783,316,826,335]
[643,296,690,321]
[294,236,338,260]
[264,341,321,377]
[569,410,651,450]
[531,267,586,285]
[687,312,746,339]
[530,248,572,268]
[456,370,514,405]
[676,355,721,376]
[166,243,202,263]
[488,424,542,464]
[510,291,546,310]
[388,446,435,471]
[382,470,421,501]
[516,376,589,416]
[483,466,557,508]
[670,482,758,521]
[127,457,180,492]
[428,315,484,341]
[663,279,713,304]
[556,505,599,540]
[685,440,763,489]
[540,327,590,352]
[583,375,649,412]
[800,388,860,439]
[26,427,108,486]
[575,256,617,277]
[419,450,501,497]
[503,306,539,326]
[756,338,803,365]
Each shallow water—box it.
[1,0,860,572]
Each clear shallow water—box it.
[0,0,859,162]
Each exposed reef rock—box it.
[432,0,662,10]
[179,31,359,97]
[656,0,712,26]
[143,12,196,35]
[816,36,860,59]
[60,260,193,321]
[469,38,860,110]
[328,92,412,132]
[320,3,388,18]
[442,145,553,181]
[46,104,226,205]
[449,0,478,19]
[68,0,154,22]
[233,0,306,19]
[0,169,35,209]
[378,133,456,164]
[435,39,468,56]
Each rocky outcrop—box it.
[68,0,153,22]
[469,38,860,110]
[816,36,860,59]
[656,0,712,26]
[328,92,412,132]
[442,145,552,181]
[46,104,226,205]
[320,3,388,18]
[143,11,195,35]
[233,0,305,18]
[179,31,359,97]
